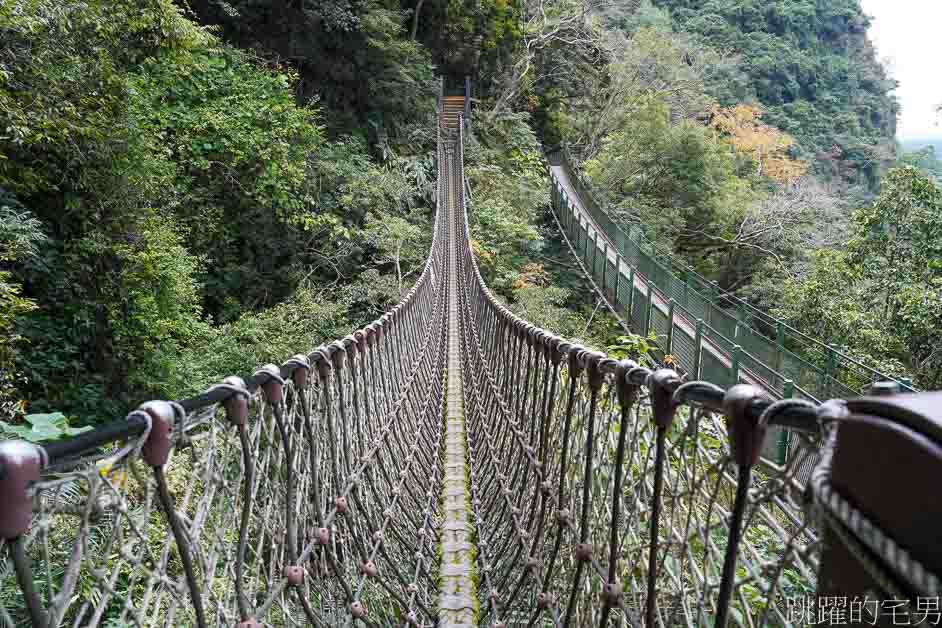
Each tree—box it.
[692,176,839,288]
[0,0,433,423]
[584,96,754,257]
[899,146,942,183]
[0,192,45,420]
[850,166,942,319]
[365,214,426,296]
[486,0,602,120]
[653,0,899,189]
[774,167,942,387]
[564,19,743,159]
[185,0,437,149]
[709,104,807,183]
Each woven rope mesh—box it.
[458,123,822,626]
[0,130,450,626]
[0,114,833,628]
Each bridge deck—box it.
[439,136,478,627]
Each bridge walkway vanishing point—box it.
[1,92,941,628]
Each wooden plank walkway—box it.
[438,138,477,627]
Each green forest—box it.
[1,0,940,432]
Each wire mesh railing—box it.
[545,148,916,401]
[456,116,829,627]
[459,116,941,627]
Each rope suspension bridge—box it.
[1,87,940,628]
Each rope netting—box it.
[0,125,450,627]
[3,103,934,628]
[453,120,826,626]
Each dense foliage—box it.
[0,0,433,424]
[187,0,438,148]
[465,113,619,351]
[774,167,942,388]
[651,0,899,189]
[459,0,937,387]
[1,0,935,428]
[900,145,942,184]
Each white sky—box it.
[860,0,942,139]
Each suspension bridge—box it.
[0,88,940,628]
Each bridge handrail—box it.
[461,114,940,627]
[458,112,823,625]
[548,145,917,396]
[0,114,450,628]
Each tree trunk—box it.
[410,0,425,40]
[396,242,403,296]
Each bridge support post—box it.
[666,299,675,356]
[731,344,742,387]
[693,318,704,379]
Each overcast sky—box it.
[860,0,941,139]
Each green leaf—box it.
[1,413,91,442]
[24,412,66,427]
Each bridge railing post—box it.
[463,75,471,127]
[775,379,794,464]
[693,318,704,379]
[731,344,742,386]
[666,298,675,357]
[593,233,601,282]
[644,282,653,337]
[683,269,691,309]
[821,345,837,399]
[600,241,608,295]
[583,222,590,265]
[713,384,772,628]
[613,255,621,309]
